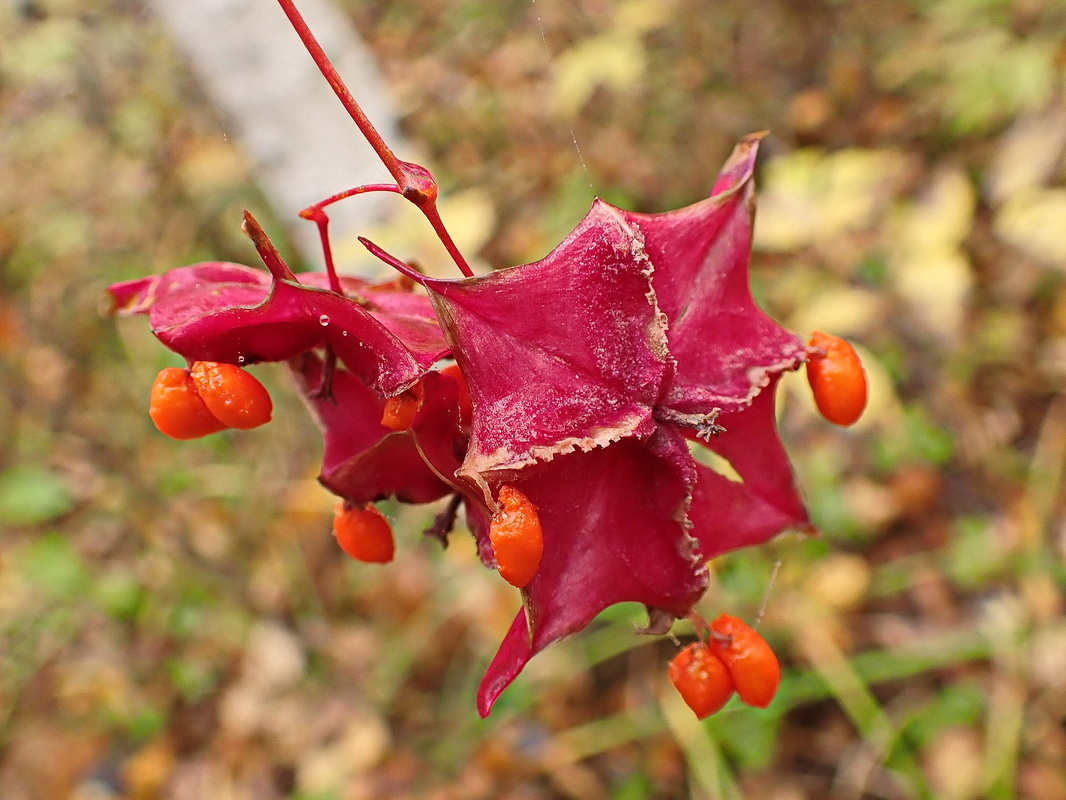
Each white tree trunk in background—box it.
[146,0,407,261]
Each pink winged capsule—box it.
[288,353,453,506]
[109,259,449,398]
[368,138,812,715]
[415,200,672,487]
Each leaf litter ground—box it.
[2,1,1066,799]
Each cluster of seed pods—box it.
[120,0,869,717]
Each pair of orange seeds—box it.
[149,361,273,439]
[669,614,781,718]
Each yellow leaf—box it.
[754,148,905,251]
[789,286,885,340]
[890,246,974,342]
[994,189,1066,269]
[551,34,645,117]
[889,168,975,251]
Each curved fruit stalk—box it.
[668,642,735,719]
[332,502,395,564]
[189,361,273,430]
[806,331,867,427]
[707,613,781,708]
[489,485,544,588]
[149,367,229,440]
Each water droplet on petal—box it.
[237,355,246,364]
[319,314,330,326]
[341,330,348,337]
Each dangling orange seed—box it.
[489,485,543,588]
[707,614,781,708]
[806,331,867,426]
[189,361,273,430]
[668,642,735,719]
[380,381,423,431]
[332,502,395,563]
[149,367,229,440]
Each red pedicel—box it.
[806,331,867,427]
[149,367,228,440]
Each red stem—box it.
[275,0,405,185]
[312,348,338,402]
[303,208,341,293]
[276,0,475,278]
[299,184,401,217]
[301,185,403,292]
[242,211,297,282]
[358,237,426,286]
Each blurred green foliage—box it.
[0,468,74,526]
